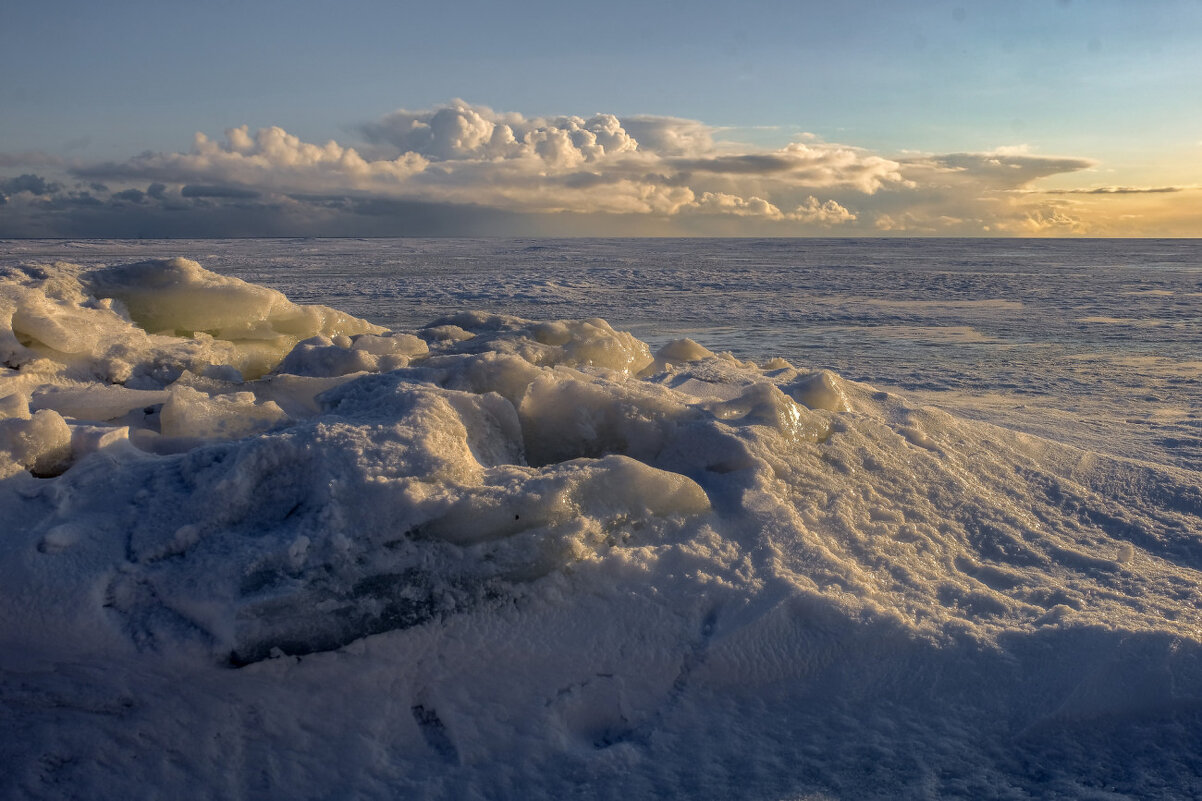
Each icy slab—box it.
[85,257,384,346]
[31,385,170,422]
[2,256,1202,799]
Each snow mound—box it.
[2,258,1201,799]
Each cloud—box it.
[361,101,641,165]
[791,195,857,224]
[1034,185,1186,195]
[618,116,716,157]
[672,143,902,194]
[1,174,62,196]
[691,192,787,219]
[111,189,146,204]
[180,185,262,199]
[4,101,1188,237]
[77,126,430,196]
[60,103,885,228]
[670,155,797,175]
[901,148,1096,189]
[1001,204,1087,234]
[688,193,855,225]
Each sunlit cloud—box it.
[688,192,855,224]
[62,102,888,224]
[78,126,430,195]
[1,101,1196,237]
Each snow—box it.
[2,256,1202,799]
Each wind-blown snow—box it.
[2,258,1201,799]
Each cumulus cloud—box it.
[2,100,1176,237]
[692,192,786,219]
[791,195,857,224]
[361,101,641,165]
[688,193,855,225]
[62,102,885,228]
[78,126,430,195]
[618,116,716,157]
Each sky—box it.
[1,0,1200,237]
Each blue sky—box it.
[2,0,1200,236]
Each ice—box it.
[0,392,29,419]
[433,311,654,374]
[1,258,385,387]
[159,386,287,439]
[86,257,383,345]
[782,368,850,412]
[0,408,71,477]
[2,256,1201,799]
[272,334,379,377]
[273,331,428,377]
[30,385,170,421]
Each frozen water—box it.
[1,243,1201,799]
[10,237,1199,471]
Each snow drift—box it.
[2,258,1201,799]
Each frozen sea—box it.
[8,236,1201,469]
[2,238,1202,800]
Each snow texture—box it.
[2,256,1201,800]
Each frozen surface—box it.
[9,237,1199,472]
[2,246,1202,799]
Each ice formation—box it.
[2,258,1201,799]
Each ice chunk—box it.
[641,337,717,375]
[705,382,828,441]
[420,323,475,342]
[3,259,376,383]
[351,332,429,358]
[250,372,367,417]
[66,258,388,379]
[785,369,850,412]
[657,338,715,363]
[85,258,383,342]
[10,292,101,355]
[273,332,430,378]
[419,455,710,546]
[31,385,170,422]
[0,408,72,477]
[0,392,30,420]
[69,423,130,457]
[274,335,379,377]
[433,312,653,374]
[518,368,694,466]
[159,386,287,439]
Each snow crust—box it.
[2,259,1202,799]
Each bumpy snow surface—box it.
[2,258,1201,800]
